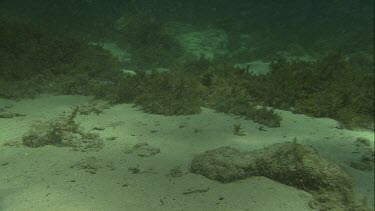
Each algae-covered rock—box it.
[191,146,253,183]
[191,142,369,210]
[254,143,351,193]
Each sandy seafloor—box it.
[0,95,374,211]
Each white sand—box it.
[0,95,374,211]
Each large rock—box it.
[191,142,368,210]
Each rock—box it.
[355,137,371,148]
[191,142,361,211]
[191,146,251,183]
[128,142,161,157]
[351,149,374,171]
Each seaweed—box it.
[1,16,372,130]
[114,14,183,69]
[265,52,374,129]
[22,107,79,148]
[245,107,282,128]
[0,18,122,99]
[232,123,245,136]
[22,107,103,151]
[132,71,206,115]
[204,64,282,127]
[99,72,147,104]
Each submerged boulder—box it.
[191,142,369,210]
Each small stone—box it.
[128,167,140,174]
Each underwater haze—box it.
[0,0,374,210]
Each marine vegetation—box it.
[186,60,282,127]
[0,18,122,99]
[0,17,373,129]
[104,59,283,126]
[22,107,103,152]
[265,52,374,129]
[114,14,183,69]
[132,71,206,115]
[232,123,245,136]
